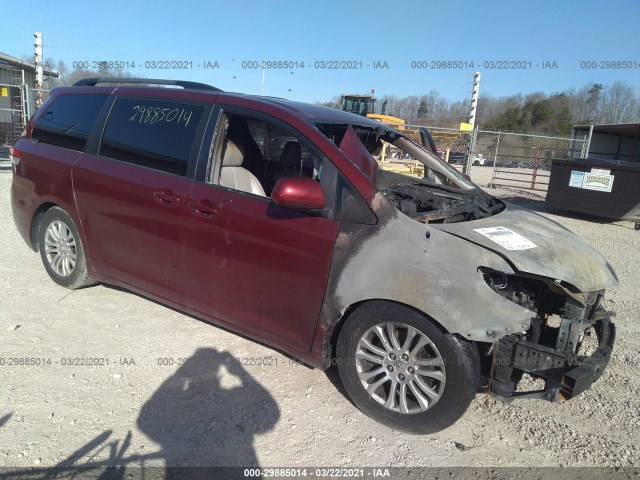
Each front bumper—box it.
[489,308,615,402]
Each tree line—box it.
[321,81,639,135]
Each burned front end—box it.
[331,128,619,405]
[480,270,616,402]
[377,176,618,403]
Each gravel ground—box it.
[0,165,638,474]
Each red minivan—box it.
[10,78,618,433]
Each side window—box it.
[335,173,376,224]
[211,112,323,197]
[100,98,204,177]
[32,94,109,151]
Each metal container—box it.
[546,158,640,230]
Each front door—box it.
[181,110,339,351]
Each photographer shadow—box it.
[137,347,280,473]
[3,349,279,479]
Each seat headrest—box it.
[223,139,244,167]
[280,142,302,168]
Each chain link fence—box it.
[402,125,473,162]
[0,86,49,161]
[473,130,587,192]
[1,84,26,160]
[400,124,587,195]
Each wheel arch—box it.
[30,202,58,252]
[35,205,97,289]
[327,298,451,365]
[331,297,481,433]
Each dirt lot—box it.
[0,165,638,474]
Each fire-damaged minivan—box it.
[10,78,618,434]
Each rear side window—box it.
[100,98,205,177]
[32,94,109,151]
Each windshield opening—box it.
[316,122,505,223]
[316,122,474,190]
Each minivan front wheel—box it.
[336,301,479,434]
[38,207,95,289]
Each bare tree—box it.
[601,81,636,124]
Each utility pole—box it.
[463,72,481,175]
[34,32,44,108]
[468,71,481,127]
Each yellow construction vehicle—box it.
[340,94,407,129]
[340,94,376,117]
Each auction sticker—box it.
[474,227,537,250]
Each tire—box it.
[38,207,96,289]
[336,301,480,434]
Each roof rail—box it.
[73,78,223,92]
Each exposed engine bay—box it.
[379,175,505,224]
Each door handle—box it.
[153,190,181,206]
[188,199,219,217]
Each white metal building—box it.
[572,124,640,164]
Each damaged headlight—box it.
[478,267,598,315]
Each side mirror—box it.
[271,178,325,210]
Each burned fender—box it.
[313,192,536,368]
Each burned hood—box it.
[431,203,619,293]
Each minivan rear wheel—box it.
[38,207,96,289]
[336,301,480,434]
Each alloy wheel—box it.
[355,322,446,414]
[44,220,77,277]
